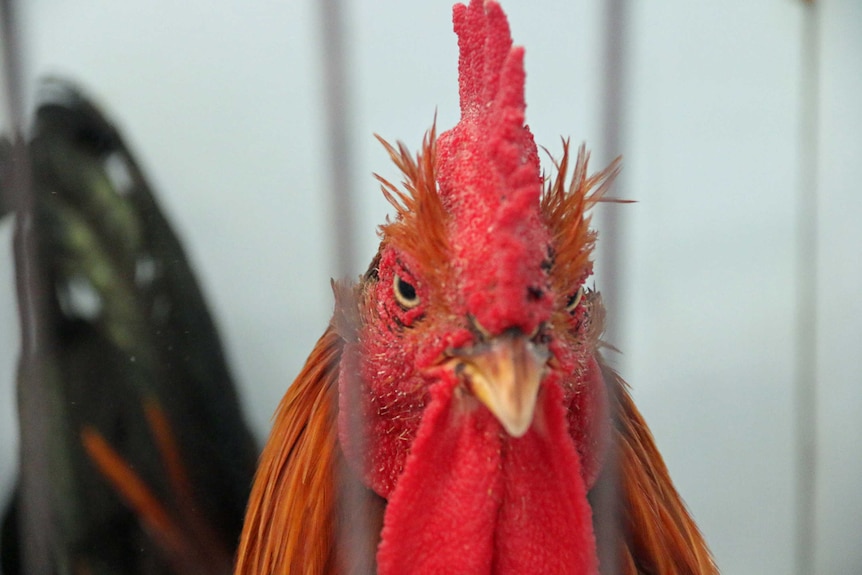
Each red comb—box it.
[438,0,539,205]
[437,0,551,336]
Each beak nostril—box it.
[527,286,544,301]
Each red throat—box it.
[376,378,598,574]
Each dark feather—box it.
[1,79,258,574]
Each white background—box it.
[1,1,860,573]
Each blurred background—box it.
[0,1,859,573]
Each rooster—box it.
[236,1,717,574]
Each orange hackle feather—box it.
[374,124,450,286]
[234,327,340,574]
[600,364,718,574]
[234,326,386,575]
[541,140,622,295]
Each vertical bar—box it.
[795,2,820,573]
[597,0,627,343]
[317,0,358,281]
[316,1,370,571]
[1,1,55,573]
[593,1,629,573]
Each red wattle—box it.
[376,379,598,575]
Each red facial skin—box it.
[338,245,610,575]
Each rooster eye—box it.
[565,286,584,313]
[393,274,420,309]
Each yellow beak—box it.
[451,332,549,438]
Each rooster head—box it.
[336,1,620,572]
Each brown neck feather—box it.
[592,358,718,575]
[235,327,384,575]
